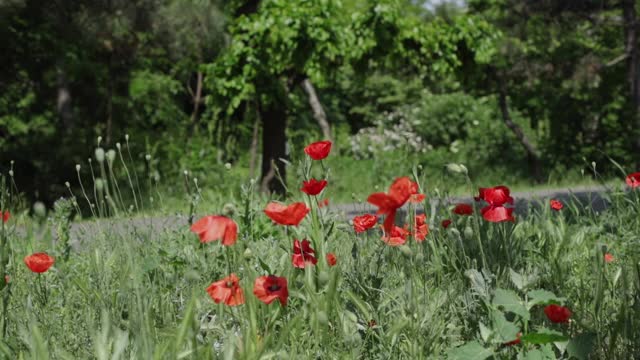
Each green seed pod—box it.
[243,247,253,259]
[318,270,330,285]
[445,163,464,174]
[316,311,328,326]
[95,148,105,163]
[464,226,474,239]
[33,202,46,218]
[399,245,413,258]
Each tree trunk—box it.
[623,0,640,168]
[301,78,333,143]
[188,71,203,135]
[497,79,543,182]
[56,67,73,132]
[249,106,260,179]
[260,101,287,195]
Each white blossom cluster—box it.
[350,110,431,159]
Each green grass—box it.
[0,152,639,359]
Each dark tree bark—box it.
[260,101,287,195]
[249,105,260,179]
[301,78,333,143]
[623,0,640,168]
[188,71,204,135]
[497,78,543,182]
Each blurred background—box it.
[1,0,639,207]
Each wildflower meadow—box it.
[0,139,639,359]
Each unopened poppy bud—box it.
[449,228,461,238]
[399,245,413,258]
[222,203,236,216]
[318,270,330,285]
[459,164,468,175]
[116,142,121,150]
[184,270,200,281]
[243,247,253,259]
[145,154,151,161]
[225,163,232,170]
[464,226,474,239]
[316,311,329,326]
[415,252,425,262]
[125,134,129,141]
[65,182,70,188]
[95,178,104,192]
[97,136,102,143]
[8,170,13,177]
[445,163,464,174]
[183,170,188,176]
[33,202,46,218]
[95,148,105,163]
[106,150,116,163]
[76,164,81,172]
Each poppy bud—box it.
[243,247,253,259]
[65,182,70,188]
[449,228,461,238]
[318,270,330,285]
[106,150,116,164]
[125,134,129,141]
[145,154,151,161]
[225,163,232,170]
[222,203,236,216]
[445,163,464,174]
[464,226,474,239]
[33,202,46,218]
[97,136,102,144]
[75,164,81,172]
[415,252,425,262]
[95,148,105,163]
[399,245,413,258]
[316,311,329,326]
[95,178,104,192]
[8,170,13,177]
[184,270,200,281]
[116,142,121,150]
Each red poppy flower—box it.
[626,172,640,188]
[410,193,426,203]
[24,252,55,273]
[304,140,332,160]
[353,214,378,233]
[1,211,9,223]
[413,214,429,242]
[544,304,571,323]
[292,239,318,268]
[476,186,515,223]
[475,186,514,206]
[441,219,452,228]
[604,253,614,263]
[190,215,238,246]
[382,225,409,246]
[318,198,329,208]
[264,202,310,226]
[503,332,522,346]
[453,204,473,215]
[368,177,420,232]
[481,206,515,223]
[206,273,245,306]
[253,275,288,306]
[326,253,337,266]
[550,199,563,211]
[301,178,328,196]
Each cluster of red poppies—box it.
[191,140,335,307]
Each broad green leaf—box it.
[527,289,563,309]
[521,331,569,344]
[447,341,493,360]
[465,269,489,299]
[567,333,596,360]
[493,288,529,321]
[521,348,555,360]
[491,309,519,343]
